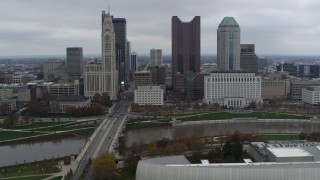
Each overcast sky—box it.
[1,0,320,56]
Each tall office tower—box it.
[240,44,258,73]
[126,40,131,82]
[112,17,127,86]
[150,49,162,67]
[130,52,138,72]
[84,11,118,100]
[217,17,241,70]
[172,16,201,99]
[66,47,83,77]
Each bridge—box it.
[71,91,133,180]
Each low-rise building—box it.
[291,80,320,100]
[261,80,287,99]
[0,85,14,100]
[134,71,151,88]
[302,86,320,105]
[134,86,164,106]
[47,81,79,97]
[53,95,91,113]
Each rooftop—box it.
[219,17,239,27]
[267,147,313,158]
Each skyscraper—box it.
[112,17,128,85]
[126,40,131,82]
[130,52,138,72]
[217,17,240,70]
[66,47,83,76]
[150,49,162,67]
[240,44,258,73]
[172,16,201,99]
[84,11,118,100]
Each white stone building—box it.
[302,86,320,105]
[204,72,262,108]
[134,86,164,106]
[84,11,118,100]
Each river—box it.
[124,121,320,145]
[0,137,87,167]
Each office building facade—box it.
[66,47,83,76]
[172,16,201,99]
[217,17,241,70]
[42,60,64,81]
[204,72,262,108]
[302,86,320,105]
[258,57,268,70]
[130,52,138,72]
[150,66,166,85]
[240,44,258,73]
[134,85,164,106]
[134,71,151,88]
[112,17,128,85]
[150,49,162,67]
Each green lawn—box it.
[178,112,310,121]
[115,170,135,180]
[0,131,43,141]
[38,124,96,132]
[0,122,69,130]
[49,176,63,180]
[257,134,300,141]
[0,159,60,178]
[6,175,51,180]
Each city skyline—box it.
[1,0,320,56]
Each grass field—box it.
[178,112,310,121]
[7,175,51,180]
[0,131,43,141]
[49,176,63,180]
[0,121,96,142]
[0,159,60,179]
[0,122,69,130]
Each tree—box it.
[131,103,139,112]
[247,101,256,110]
[212,103,220,111]
[147,142,158,156]
[193,103,201,111]
[201,103,208,112]
[91,154,119,180]
[299,132,307,140]
[93,93,102,104]
[232,143,243,161]
[223,140,232,157]
[101,92,111,106]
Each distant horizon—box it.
[1,54,320,59]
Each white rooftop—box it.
[267,147,313,158]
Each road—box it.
[72,91,133,180]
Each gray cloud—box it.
[0,0,320,56]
